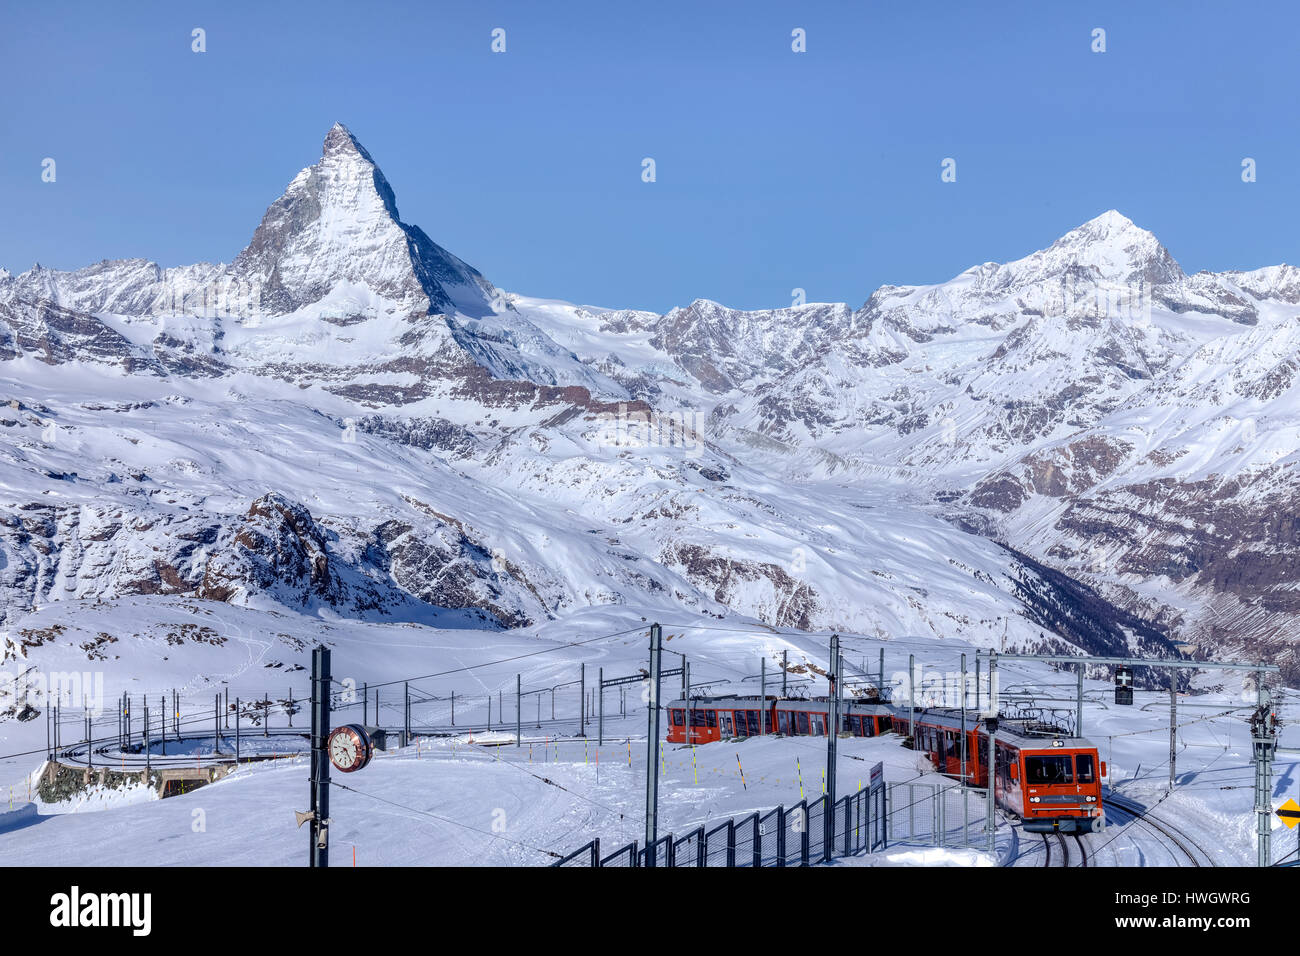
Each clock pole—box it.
[310,645,331,868]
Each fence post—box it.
[800,801,810,866]
[752,814,761,868]
[590,838,600,867]
[727,819,736,867]
[776,805,786,867]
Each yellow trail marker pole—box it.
[736,753,747,790]
[797,757,804,800]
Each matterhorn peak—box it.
[229,124,495,319]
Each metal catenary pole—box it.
[684,660,692,747]
[579,663,585,737]
[1252,674,1274,867]
[1168,671,1177,792]
[908,653,916,739]
[782,649,788,697]
[960,653,967,786]
[1076,663,1084,737]
[598,667,604,746]
[825,634,840,862]
[760,657,766,737]
[645,623,663,858]
[985,651,999,853]
[235,697,241,762]
[516,674,521,747]
[310,645,332,868]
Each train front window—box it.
[1026,755,1073,785]
[671,709,683,726]
[1075,754,1095,783]
[746,710,759,736]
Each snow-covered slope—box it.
[3,124,1298,692]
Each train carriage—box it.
[665,695,891,743]
[898,707,1106,833]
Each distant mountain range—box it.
[5,124,1297,681]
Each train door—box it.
[810,712,826,736]
[719,711,734,738]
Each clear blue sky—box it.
[2,0,1296,312]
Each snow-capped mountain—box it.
[3,124,1296,682]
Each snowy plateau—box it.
[1,124,1297,867]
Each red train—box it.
[666,694,892,744]
[904,708,1106,833]
[665,693,1105,834]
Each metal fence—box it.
[552,783,889,867]
[886,780,984,848]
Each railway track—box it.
[1102,790,1214,867]
[1038,831,1088,868]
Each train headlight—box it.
[1030,797,1041,803]
[1085,795,1097,802]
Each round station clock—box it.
[327,723,373,773]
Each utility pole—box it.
[598,667,604,746]
[214,694,220,755]
[878,648,884,698]
[825,634,840,862]
[404,681,410,745]
[1251,675,1276,867]
[362,683,368,725]
[985,651,999,854]
[908,654,916,739]
[1169,671,1177,792]
[985,716,997,853]
[579,663,586,737]
[235,698,241,763]
[760,657,766,736]
[309,645,331,868]
[515,674,521,747]
[1076,664,1084,737]
[645,623,663,859]
[782,649,788,697]
[684,660,692,747]
[960,653,967,786]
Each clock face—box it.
[327,724,371,772]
